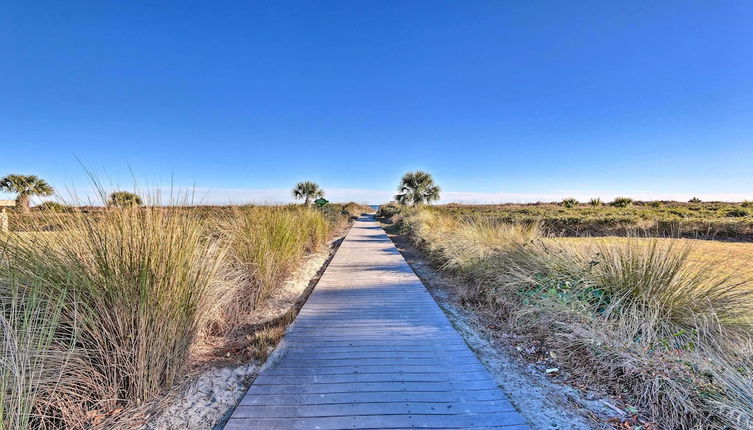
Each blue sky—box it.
[1,1,752,204]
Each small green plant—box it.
[108,191,143,207]
[742,201,753,208]
[726,208,749,217]
[611,197,633,208]
[589,198,602,206]
[561,198,578,208]
[689,197,702,203]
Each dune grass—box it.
[1,205,225,427]
[399,208,753,429]
[212,205,340,329]
[0,201,349,428]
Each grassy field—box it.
[0,202,366,429]
[387,206,753,429]
[432,202,753,239]
[558,237,753,279]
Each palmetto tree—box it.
[394,171,441,206]
[292,181,324,205]
[0,174,54,212]
[108,191,143,208]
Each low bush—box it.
[377,204,401,219]
[727,208,749,218]
[611,197,634,207]
[588,198,602,206]
[34,201,70,212]
[561,197,578,208]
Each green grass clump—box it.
[561,197,578,208]
[726,208,749,218]
[610,196,634,207]
[588,198,602,206]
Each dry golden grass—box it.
[558,237,753,279]
[400,208,753,429]
[0,202,347,429]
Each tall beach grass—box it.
[0,199,348,428]
[399,208,753,429]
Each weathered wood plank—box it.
[225,411,528,429]
[232,401,515,418]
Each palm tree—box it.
[0,174,54,212]
[394,171,441,206]
[292,181,324,206]
[108,191,143,208]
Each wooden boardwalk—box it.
[225,215,529,429]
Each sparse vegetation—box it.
[430,202,753,239]
[394,171,441,206]
[689,197,702,203]
[588,198,602,206]
[561,197,578,208]
[395,207,753,429]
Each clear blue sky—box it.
[1,1,752,204]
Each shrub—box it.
[378,204,401,219]
[588,198,602,206]
[649,201,662,207]
[610,197,633,207]
[689,197,702,203]
[342,202,368,218]
[742,201,753,208]
[561,197,578,208]
[33,201,69,212]
[726,208,749,217]
[107,191,142,207]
